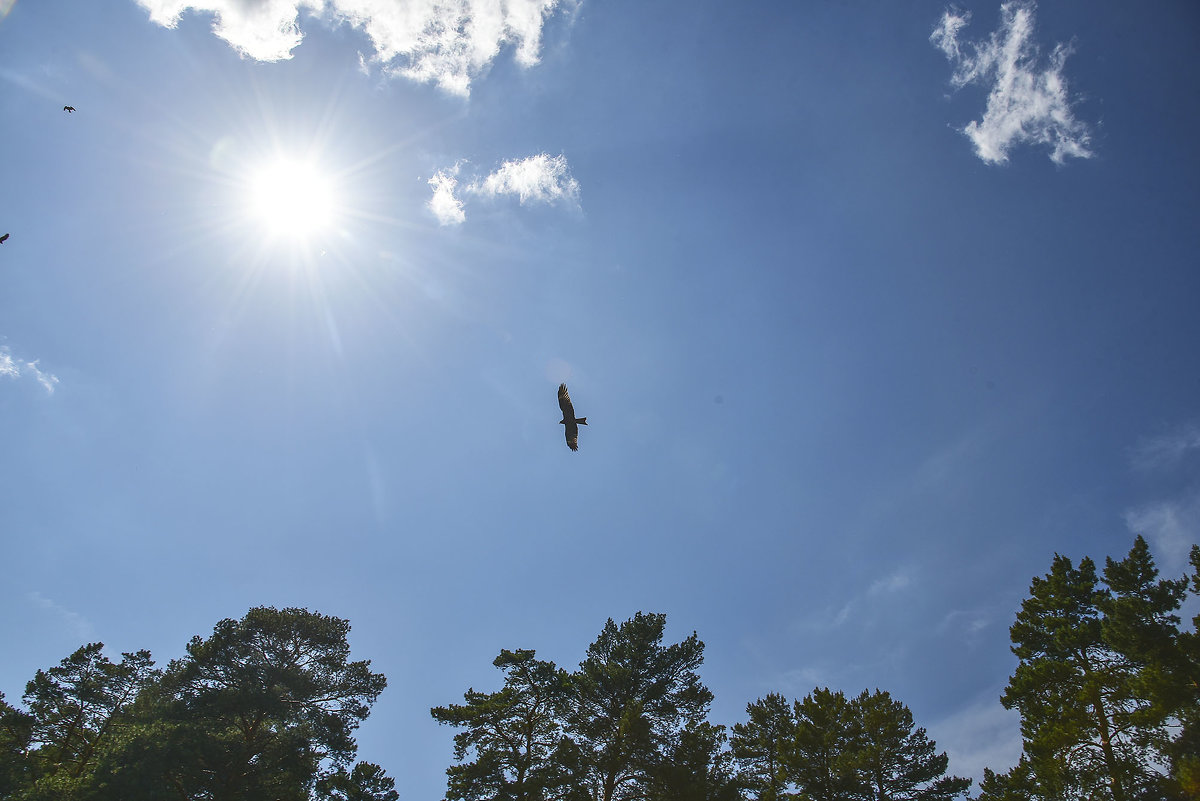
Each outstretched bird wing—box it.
[0,234,8,244]
[558,383,579,451]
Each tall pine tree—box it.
[431,649,571,801]
[1003,548,1171,800]
[566,613,712,801]
[730,693,795,801]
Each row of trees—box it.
[433,537,1200,801]
[0,607,397,801]
[431,613,969,801]
[2,535,1196,800]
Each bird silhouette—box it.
[0,234,9,244]
[557,383,588,451]
[63,106,75,113]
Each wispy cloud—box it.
[1123,420,1200,574]
[868,568,913,597]
[940,608,989,635]
[134,0,576,96]
[800,567,916,632]
[1125,494,1199,575]
[427,153,581,224]
[931,1,1093,165]
[1131,422,1200,472]
[29,592,94,642]
[0,345,59,394]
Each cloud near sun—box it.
[931,0,1093,165]
[428,153,581,226]
[134,0,573,96]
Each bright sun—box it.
[247,158,337,239]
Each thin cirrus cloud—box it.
[133,0,574,96]
[29,592,94,642]
[1130,422,1200,472]
[931,1,1093,165]
[798,567,915,632]
[427,153,580,226]
[0,345,59,394]
[1124,421,1200,574]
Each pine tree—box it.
[849,689,970,801]
[566,613,712,801]
[1003,552,1160,800]
[730,693,795,801]
[790,688,863,801]
[431,649,571,801]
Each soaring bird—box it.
[63,106,75,113]
[0,234,8,244]
[557,383,588,451]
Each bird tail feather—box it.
[576,418,587,425]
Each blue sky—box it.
[2,0,1199,794]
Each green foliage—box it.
[790,687,862,801]
[1170,545,1200,800]
[136,606,388,800]
[434,613,715,801]
[1,606,390,801]
[1001,539,1189,800]
[730,693,794,801]
[729,687,968,801]
[851,689,970,801]
[431,648,571,801]
[972,758,1043,801]
[0,691,34,797]
[18,643,158,800]
[646,721,741,801]
[316,761,401,801]
[10,537,1200,801]
[567,612,713,801]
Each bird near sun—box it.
[558,383,588,451]
[63,105,74,113]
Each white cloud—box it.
[134,0,574,96]
[0,346,59,394]
[427,153,581,224]
[1131,422,1200,472]
[135,0,310,61]
[470,153,581,205]
[931,1,1093,165]
[427,167,466,225]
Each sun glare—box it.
[247,158,337,239]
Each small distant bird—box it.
[0,233,8,244]
[63,106,75,113]
[557,383,588,451]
